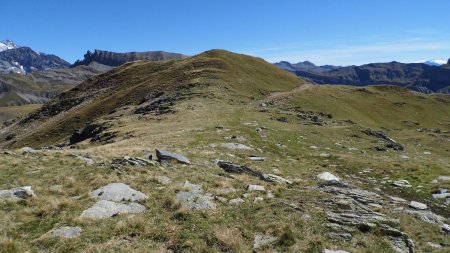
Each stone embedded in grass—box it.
[215,187,237,196]
[427,242,442,248]
[155,149,190,164]
[45,226,83,238]
[392,180,412,188]
[175,191,216,211]
[0,186,35,200]
[120,156,152,166]
[436,176,450,181]
[389,196,407,203]
[254,197,264,203]
[183,181,203,194]
[248,156,266,161]
[220,143,252,150]
[248,185,265,192]
[75,155,95,165]
[323,250,350,253]
[432,189,450,199]
[19,147,38,154]
[90,183,148,202]
[253,233,278,250]
[81,200,146,219]
[317,172,340,182]
[261,174,293,185]
[156,176,172,185]
[229,198,245,205]
[409,201,427,210]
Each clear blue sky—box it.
[2,0,450,65]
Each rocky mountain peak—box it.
[0,39,20,52]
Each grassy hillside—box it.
[0,50,449,253]
[2,50,305,148]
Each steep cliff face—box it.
[0,47,70,73]
[72,49,186,67]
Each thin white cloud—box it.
[245,36,450,66]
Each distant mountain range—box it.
[0,40,186,108]
[275,59,450,93]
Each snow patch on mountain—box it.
[416,59,447,66]
[0,40,20,52]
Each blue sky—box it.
[2,0,450,65]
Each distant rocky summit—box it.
[275,61,339,73]
[72,49,186,67]
[0,46,70,74]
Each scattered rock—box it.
[317,172,340,182]
[389,196,407,203]
[20,147,38,154]
[0,186,35,200]
[432,189,450,199]
[183,181,203,194]
[363,128,404,151]
[175,191,216,210]
[134,93,176,115]
[70,123,109,145]
[409,201,427,210]
[436,176,450,181]
[215,187,236,196]
[399,155,409,160]
[404,208,450,233]
[254,197,264,203]
[319,181,414,253]
[45,226,83,238]
[155,149,190,164]
[229,198,245,205]
[248,156,266,161]
[220,143,252,150]
[261,174,293,185]
[119,156,152,166]
[248,185,265,192]
[427,242,442,248]
[49,185,63,192]
[253,233,278,250]
[392,180,412,188]
[81,200,146,219]
[156,176,171,185]
[323,250,350,253]
[90,183,148,202]
[217,160,263,177]
[72,154,94,165]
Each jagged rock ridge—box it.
[72,49,186,67]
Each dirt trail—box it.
[265,83,314,101]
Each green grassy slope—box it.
[3,50,305,147]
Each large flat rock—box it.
[81,200,146,219]
[45,226,83,238]
[90,183,148,202]
[155,149,190,164]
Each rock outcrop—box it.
[0,186,35,200]
[72,49,186,67]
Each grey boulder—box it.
[90,183,148,202]
[81,200,146,219]
[176,191,216,210]
[0,186,35,200]
[156,149,190,164]
[253,233,278,250]
[45,226,83,238]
